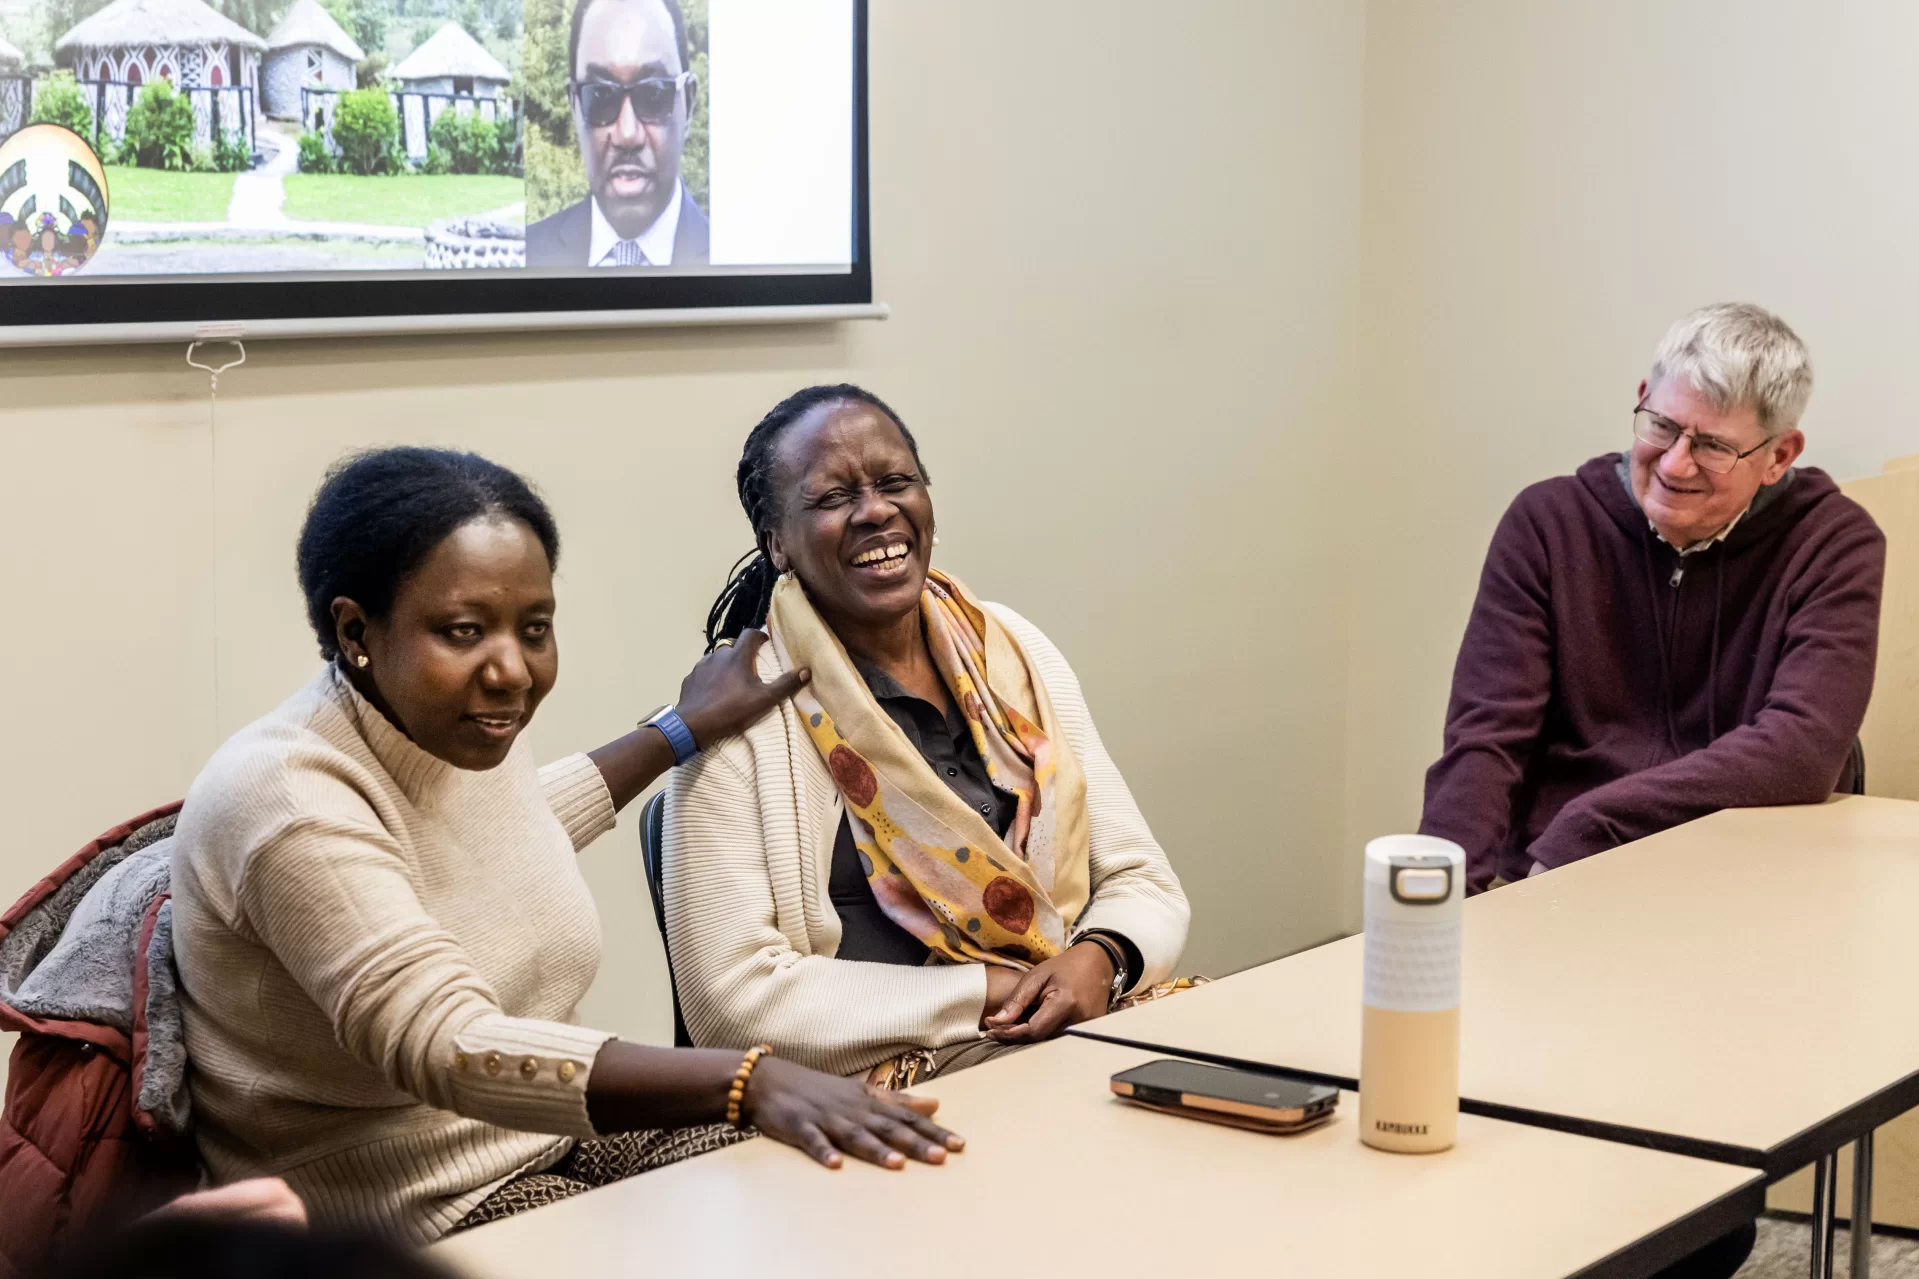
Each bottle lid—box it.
[1363,834,1464,893]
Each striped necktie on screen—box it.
[609,240,649,267]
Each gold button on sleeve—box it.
[454,1051,469,1072]
[519,1056,540,1081]
[558,1060,578,1084]
[484,1051,502,1076]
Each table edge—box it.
[1075,1022,1919,1180]
[1570,1180,1767,1279]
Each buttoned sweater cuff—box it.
[450,1015,616,1139]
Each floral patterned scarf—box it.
[768,569,1090,969]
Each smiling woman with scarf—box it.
[167,447,964,1244]
[665,385,1190,1083]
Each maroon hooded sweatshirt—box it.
[1422,453,1885,893]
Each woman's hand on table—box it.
[981,942,1116,1043]
[745,1056,963,1171]
[677,631,811,748]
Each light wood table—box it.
[1072,797,1919,1276]
[1808,455,1919,1233]
[437,1035,1759,1279]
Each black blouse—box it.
[827,659,1018,966]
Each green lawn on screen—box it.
[280,175,525,227]
[103,167,237,223]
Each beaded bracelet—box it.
[726,1044,773,1128]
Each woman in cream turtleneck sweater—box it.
[170,447,960,1243]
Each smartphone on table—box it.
[1110,1058,1339,1134]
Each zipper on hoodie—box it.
[1664,555,1687,754]
[1666,559,1687,664]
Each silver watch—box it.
[1074,931,1130,1009]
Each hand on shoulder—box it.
[676,631,811,750]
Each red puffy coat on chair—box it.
[0,804,200,1277]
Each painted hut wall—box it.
[391,74,505,100]
[264,45,351,118]
[73,42,255,90]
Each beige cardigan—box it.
[171,666,620,1242]
[664,602,1190,1076]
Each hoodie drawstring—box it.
[1708,554,1723,742]
[1644,535,1728,753]
[1640,536,1683,756]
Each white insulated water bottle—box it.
[1359,834,1464,1153]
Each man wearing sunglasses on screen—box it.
[526,0,708,268]
[1421,303,1885,898]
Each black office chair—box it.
[1846,737,1867,796]
[639,791,694,1048]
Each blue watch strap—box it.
[646,707,700,766]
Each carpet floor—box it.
[1735,1216,1919,1278]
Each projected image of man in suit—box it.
[525,0,710,268]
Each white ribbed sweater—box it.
[171,666,620,1242]
[664,603,1190,1076]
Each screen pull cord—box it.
[185,337,246,732]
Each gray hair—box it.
[1648,303,1813,435]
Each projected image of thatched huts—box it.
[55,0,265,92]
[380,21,512,161]
[53,0,264,152]
[0,34,24,71]
[387,22,509,100]
[262,0,362,120]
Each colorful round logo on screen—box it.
[0,124,110,278]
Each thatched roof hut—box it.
[55,0,264,88]
[0,33,24,69]
[388,22,509,97]
[266,0,363,63]
[56,0,264,57]
[262,0,361,116]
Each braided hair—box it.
[704,384,927,651]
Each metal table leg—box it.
[1812,1152,1838,1279]
[1851,1132,1875,1279]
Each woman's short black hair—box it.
[703,384,925,650]
[297,447,561,660]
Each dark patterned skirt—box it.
[453,1125,753,1231]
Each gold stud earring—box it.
[355,654,370,669]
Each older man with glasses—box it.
[1422,303,1885,896]
[525,0,707,269]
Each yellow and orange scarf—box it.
[769,569,1090,969]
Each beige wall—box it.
[0,0,1368,1090]
[14,0,1912,1114]
[1341,0,1919,925]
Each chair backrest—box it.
[640,791,668,937]
[637,791,692,1048]
[1841,456,1919,799]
